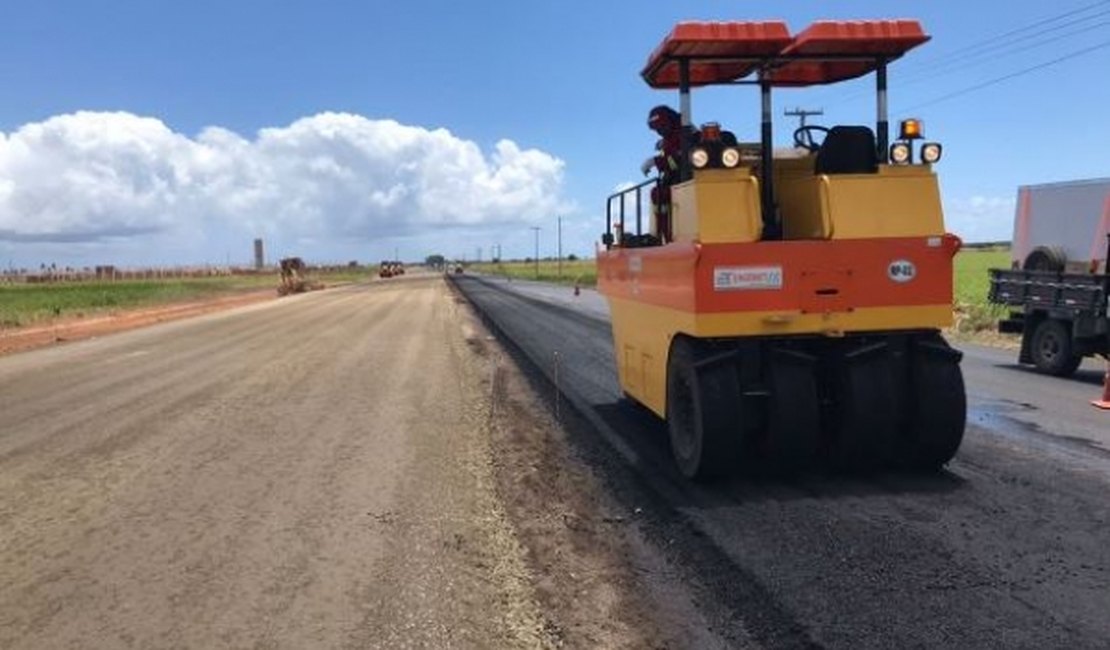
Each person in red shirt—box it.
[642,105,697,243]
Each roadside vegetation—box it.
[470,259,597,286]
[952,247,1011,335]
[0,269,370,329]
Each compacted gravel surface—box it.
[0,276,700,649]
[455,273,1110,649]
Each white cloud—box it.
[944,194,1016,243]
[0,111,566,247]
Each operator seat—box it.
[814,126,878,175]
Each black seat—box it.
[814,126,877,175]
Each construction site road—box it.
[0,275,715,649]
[453,273,1110,650]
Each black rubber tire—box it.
[832,344,898,471]
[666,338,742,481]
[1030,319,1083,377]
[899,335,966,471]
[763,349,821,469]
[1023,246,1067,272]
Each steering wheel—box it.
[793,125,830,152]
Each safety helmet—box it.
[647,105,680,133]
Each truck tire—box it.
[1029,318,1082,376]
[1023,246,1067,272]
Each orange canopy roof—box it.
[641,19,929,89]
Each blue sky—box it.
[1,0,1108,267]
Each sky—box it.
[1,0,1109,268]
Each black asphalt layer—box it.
[453,273,1110,650]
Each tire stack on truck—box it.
[988,178,1110,376]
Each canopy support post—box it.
[678,58,692,181]
[759,75,777,239]
[876,60,889,162]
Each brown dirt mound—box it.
[0,290,275,357]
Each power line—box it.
[927,7,1110,71]
[825,6,1110,107]
[893,18,1110,89]
[903,0,1110,71]
[908,36,1110,109]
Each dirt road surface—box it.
[454,273,1110,650]
[0,275,704,649]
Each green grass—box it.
[953,247,1011,333]
[469,260,597,286]
[0,269,372,329]
[954,248,1009,307]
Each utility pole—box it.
[530,226,541,279]
[784,107,823,129]
[477,246,482,263]
[557,216,563,281]
[394,246,399,262]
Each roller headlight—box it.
[921,142,943,164]
[690,147,710,169]
[721,147,741,168]
[889,142,912,165]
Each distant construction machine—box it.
[278,257,309,295]
[598,19,966,480]
[379,261,405,278]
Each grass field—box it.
[0,269,371,329]
[471,248,1012,333]
[469,260,598,286]
[953,248,1010,333]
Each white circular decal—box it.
[888,259,916,283]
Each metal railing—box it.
[604,178,656,249]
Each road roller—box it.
[598,19,966,480]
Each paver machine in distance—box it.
[598,20,966,480]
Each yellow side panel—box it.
[607,297,953,419]
[779,176,831,240]
[671,169,763,244]
[824,169,945,239]
[608,298,692,417]
[621,344,639,393]
[778,166,945,241]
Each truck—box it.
[988,179,1110,376]
[598,19,966,479]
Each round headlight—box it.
[690,148,710,169]
[921,142,943,164]
[721,147,741,168]
[889,142,911,165]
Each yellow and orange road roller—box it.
[598,19,965,480]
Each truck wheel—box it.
[666,338,742,481]
[1023,246,1066,272]
[1030,319,1082,376]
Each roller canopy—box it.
[642,19,929,88]
[641,21,792,88]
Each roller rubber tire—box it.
[763,349,821,470]
[900,335,967,471]
[832,345,898,471]
[666,338,742,481]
